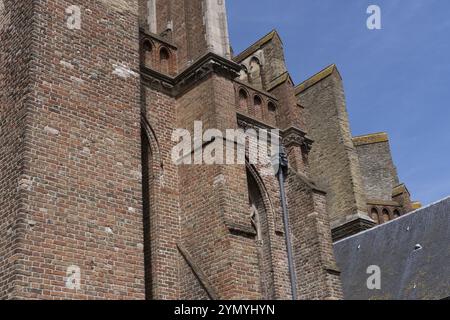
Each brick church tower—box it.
[136,0,342,300]
[1,0,416,300]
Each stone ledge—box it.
[352,132,389,147]
[295,64,338,95]
[331,213,376,242]
[367,198,402,207]
[141,52,241,97]
[233,29,280,63]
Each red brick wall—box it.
[286,172,343,299]
[142,87,181,299]
[0,0,35,299]
[176,74,260,299]
[1,0,345,301]
[0,0,146,299]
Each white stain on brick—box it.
[18,176,33,191]
[112,64,138,79]
[66,5,82,30]
[127,207,136,214]
[105,137,115,145]
[26,219,37,227]
[105,227,114,234]
[130,170,142,180]
[70,75,84,84]
[60,60,74,69]
[44,126,60,136]
[213,174,225,187]
[66,265,81,290]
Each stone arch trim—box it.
[246,162,277,299]
[237,86,250,97]
[253,94,263,105]
[140,113,164,299]
[141,112,163,169]
[246,162,277,224]
[141,38,155,67]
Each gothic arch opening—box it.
[159,47,170,74]
[142,40,153,68]
[239,88,249,111]
[249,57,263,88]
[382,208,390,223]
[268,101,277,113]
[246,165,275,299]
[267,101,278,125]
[253,95,263,108]
[253,95,263,118]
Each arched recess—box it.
[246,163,276,299]
[141,39,154,68]
[253,95,263,107]
[249,57,263,89]
[382,208,390,223]
[253,95,263,118]
[266,101,278,126]
[141,114,163,300]
[159,47,171,74]
[238,88,249,111]
[371,208,380,224]
[393,209,401,218]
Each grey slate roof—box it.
[333,197,450,300]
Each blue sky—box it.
[227,0,450,206]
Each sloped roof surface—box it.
[334,197,450,300]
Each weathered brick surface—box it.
[2,0,420,300]
[1,0,146,299]
[0,0,34,299]
[354,138,400,201]
[298,70,369,225]
[142,87,180,299]
[286,171,342,299]
[297,67,416,239]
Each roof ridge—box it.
[233,30,279,63]
[267,71,292,91]
[334,196,450,244]
[295,64,337,95]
